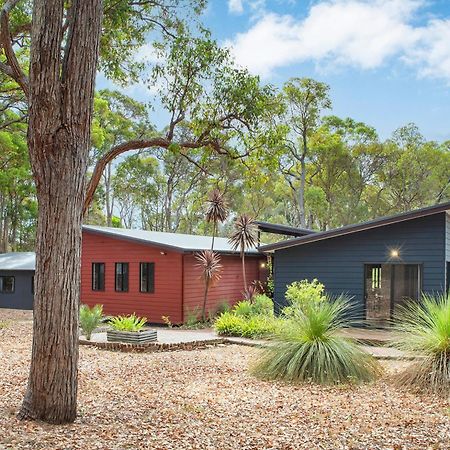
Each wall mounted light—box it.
[160,251,167,256]
[390,249,399,258]
[260,262,266,269]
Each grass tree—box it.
[206,188,228,250]
[252,296,382,384]
[229,214,258,292]
[195,250,222,322]
[391,293,450,395]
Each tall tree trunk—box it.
[202,281,210,322]
[17,0,103,424]
[298,135,307,228]
[242,251,247,290]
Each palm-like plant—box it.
[195,250,222,322]
[206,188,228,250]
[251,296,382,384]
[229,214,258,291]
[391,293,450,395]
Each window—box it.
[371,265,382,289]
[31,276,34,295]
[0,276,15,293]
[115,263,129,292]
[92,263,105,291]
[140,263,155,293]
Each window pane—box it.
[92,263,105,291]
[140,262,154,293]
[0,276,15,293]
[115,263,128,292]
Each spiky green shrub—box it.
[391,293,450,395]
[79,304,103,340]
[109,314,147,332]
[252,296,381,384]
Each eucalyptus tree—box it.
[276,78,331,228]
[91,90,152,226]
[0,0,273,424]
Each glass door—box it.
[365,264,392,323]
[365,264,421,324]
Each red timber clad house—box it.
[81,225,267,324]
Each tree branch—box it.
[0,0,29,97]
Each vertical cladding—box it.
[0,271,34,310]
[273,213,447,316]
[183,254,266,317]
[81,231,184,324]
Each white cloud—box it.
[228,0,244,14]
[224,0,450,83]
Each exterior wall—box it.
[273,213,447,317]
[183,254,266,319]
[81,231,184,324]
[0,270,34,310]
[446,212,450,291]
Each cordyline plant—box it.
[206,188,228,250]
[229,214,258,291]
[391,293,450,396]
[195,250,222,322]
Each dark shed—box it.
[0,252,35,310]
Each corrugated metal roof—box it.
[83,225,259,254]
[260,201,450,252]
[0,252,35,271]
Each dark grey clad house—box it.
[0,252,35,310]
[259,202,450,325]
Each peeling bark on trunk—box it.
[17,0,103,424]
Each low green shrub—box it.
[391,292,450,395]
[233,300,253,317]
[233,295,274,318]
[79,304,103,340]
[251,296,382,385]
[215,300,232,316]
[253,294,274,316]
[109,314,147,332]
[214,312,278,338]
[214,312,246,335]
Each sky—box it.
[100,0,450,142]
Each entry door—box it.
[365,264,391,322]
[365,264,420,323]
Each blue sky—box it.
[101,0,450,142]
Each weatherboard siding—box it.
[273,213,447,317]
[182,254,265,318]
[81,231,184,323]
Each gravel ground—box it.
[0,311,449,450]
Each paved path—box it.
[84,327,413,360]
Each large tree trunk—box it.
[17,0,103,424]
[18,141,86,423]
